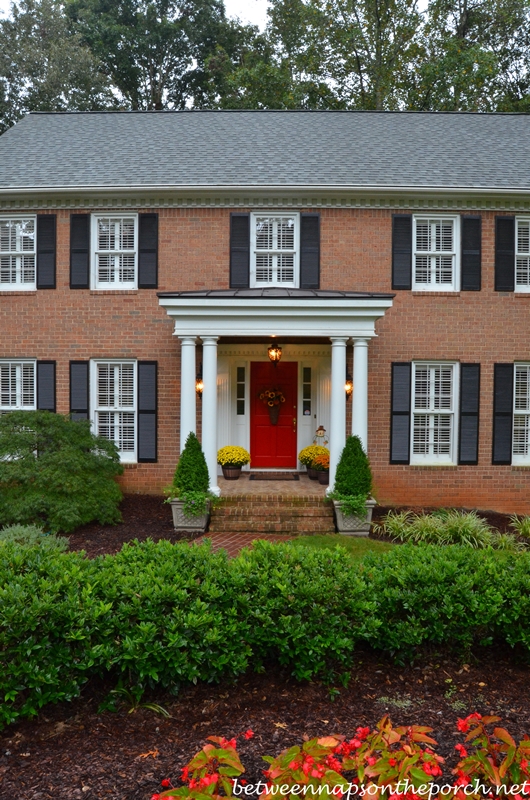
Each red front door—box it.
[250,361,298,468]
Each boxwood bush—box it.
[3,539,530,729]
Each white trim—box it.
[0,215,37,291]
[410,361,459,466]
[0,359,36,411]
[515,218,530,293]
[250,212,299,288]
[513,363,530,464]
[412,215,460,292]
[91,213,138,290]
[90,359,137,462]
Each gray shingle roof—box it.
[1,110,529,191]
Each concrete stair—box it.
[209,494,336,534]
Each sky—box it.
[0,0,271,28]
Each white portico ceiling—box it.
[157,289,394,338]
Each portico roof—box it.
[157,288,394,338]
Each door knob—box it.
[293,418,297,426]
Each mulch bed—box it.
[2,651,530,800]
[1,497,522,799]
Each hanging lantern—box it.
[268,343,282,364]
[195,365,204,398]
[345,372,353,401]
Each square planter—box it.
[170,499,210,532]
[333,498,376,536]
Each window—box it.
[515,219,530,291]
[411,363,458,464]
[413,216,459,291]
[0,217,36,290]
[0,361,36,411]
[250,213,299,287]
[513,364,530,462]
[92,215,137,289]
[92,361,136,461]
[236,366,246,415]
[302,367,312,416]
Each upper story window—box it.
[515,219,530,291]
[92,215,137,290]
[0,360,36,411]
[413,216,459,291]
[91,360,137,461]
[411,362,458,464]
[0,217,36,291]
[250,213,299,287]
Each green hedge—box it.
[2,539,530,729]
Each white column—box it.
[328,337,348,491]
[352,338,369,451]
[202,336,220,497]
[179,336,197,453]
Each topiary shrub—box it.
[334,435,373,497]
[0,410,123,533]
[173,432,209,493]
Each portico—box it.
[158,289,394,495]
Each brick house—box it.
[0,110,529,513]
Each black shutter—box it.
[36,361,56,411]
[70,361,89,420]
[461,216,481,291]
[492,364,514,464]
[138,361,157,462]
[392,215,412,290]
[300,213,320,289]
[230,213,250,288]
[495,217,515,292]
[138,213,158,289]
[70,215,90,289]
[390,363,411,463]
[36,215,56,289]
[458,364,480,464]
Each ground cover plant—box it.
[4,538,530,734]
[0,523,68,551]
[374,509,526,551]
[0,410,123,533]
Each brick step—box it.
[209,496,336,534]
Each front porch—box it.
[158,288,394,495]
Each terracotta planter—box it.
[222,466,242,480]
[333,498,376,536]
[306,467,319,480]
[317,470,329,485]
[170,499,210,532]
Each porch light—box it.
[345,372,353,401]
[268,343,282,364]
[196,365,204,398]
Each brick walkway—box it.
[193,531,294,557]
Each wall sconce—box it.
[345,372,353,401]
[196,365,204,398]
[268,343,282,364]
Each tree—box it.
[65,0,249,109]
[0,0,114,133]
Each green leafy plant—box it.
[0,410,123,533]
[328,435,373,519]
[0,523,68,551]
[374,510,526,551]
[167,432,212,517]
[509,515,530,539]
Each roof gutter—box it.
[0,184,529,195]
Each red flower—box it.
[388,758,397,767]
[356,727,371,740]
[456,718,470,733]
[244,730,255,740]
[151,795,160,800]
[161,779,171,788]
[367,757,377,766]
[180,767,189,781]
[455,744,468,758]
[240,779,248,785]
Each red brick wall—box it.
[1,205,529,512]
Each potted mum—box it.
[328,435,375,535]
[312,452,330,485]
[217,446,250,480]
[166,432,213,531]
[298,445,329,480]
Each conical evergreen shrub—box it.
[173,432,209,493]
[334,435,372,497]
